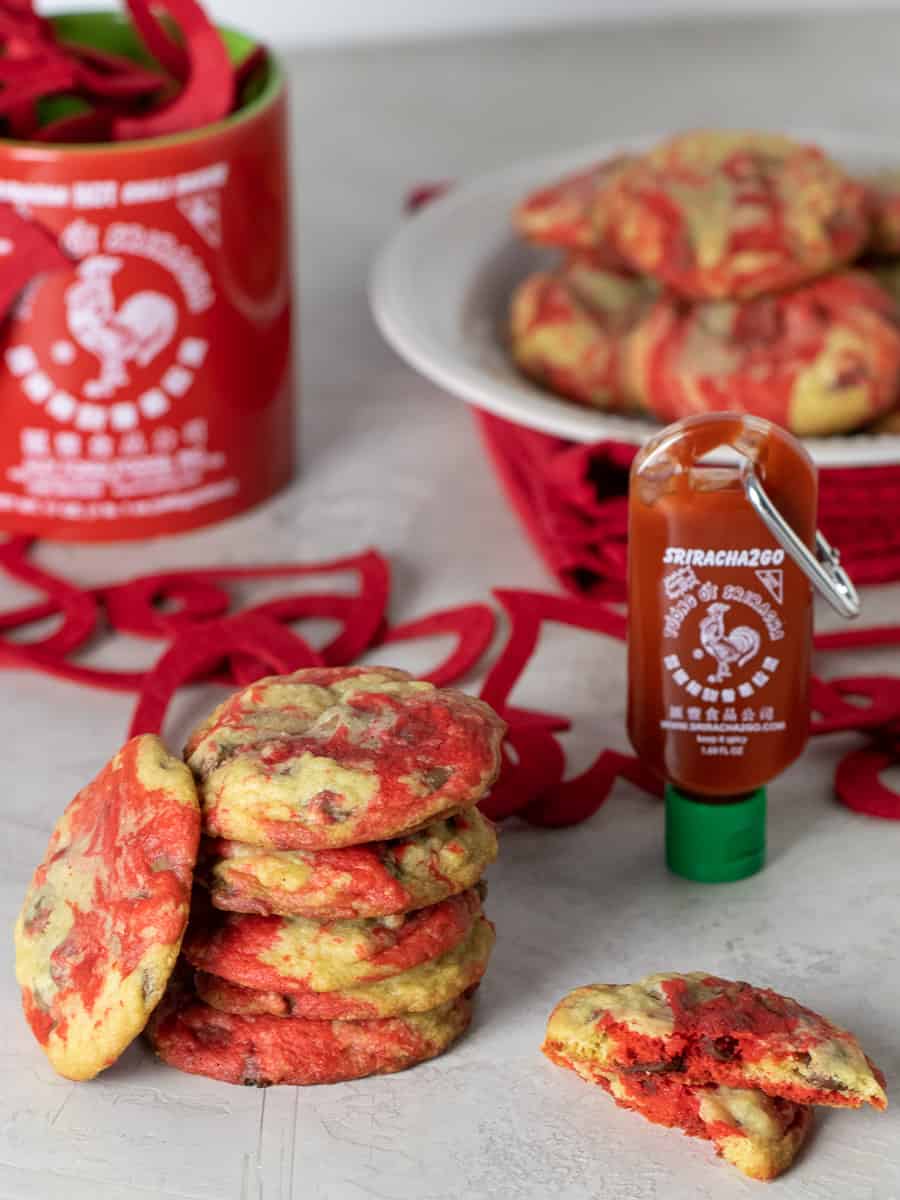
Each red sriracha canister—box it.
[627,414,859,883]
[0,13,294,541]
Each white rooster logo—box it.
[64,255,178,399]
[699,602,761,683]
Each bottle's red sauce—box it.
[627,414,816,799]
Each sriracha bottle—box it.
[627,413,822,882]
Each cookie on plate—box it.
[194,911,495,1019]
[147,984,472,1086]
[513,156,633,256]
[14,735,200,1080]
[203,807,497,920]
[597,130,869,299]
[625,271,900,435]
[549,1048,811,1181]
[510,264,653,411]
[183,887,482,995]
[544,973,887,1109]
[185,666,505,850]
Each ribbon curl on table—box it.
[0,540,896,821]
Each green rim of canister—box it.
[665,783,766,883]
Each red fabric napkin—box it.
[477,409,900,600]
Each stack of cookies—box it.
[509,129,900,437]
[544,971,888,1181]
[146,666,506,1087]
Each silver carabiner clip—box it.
[741,462,860,620]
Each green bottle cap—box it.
[665,784,766,883]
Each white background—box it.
[5,17,900,1191]
[4,6,900,1199]
[45,0,900,46]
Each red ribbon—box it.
[0,0,258,142]
[128,613,324,740]
[113,0,234,139]
[0,535,895,823]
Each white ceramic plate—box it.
[370,129,900,467]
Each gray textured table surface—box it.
[3,13,900,1199]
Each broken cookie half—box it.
[543,971,887,1181]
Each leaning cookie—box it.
[203,807,497,920]
[14,735,201,1081]
[624,271,900,436]
[510,265,653,412]
[146,985,472,1086]
[185,666,505,850]
[182,887,482,995]
[513,155,633,256]
[549,1047,811,1181]
[598,130,869,300]
[195,912,495,1019]
[544,973,887,1110]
